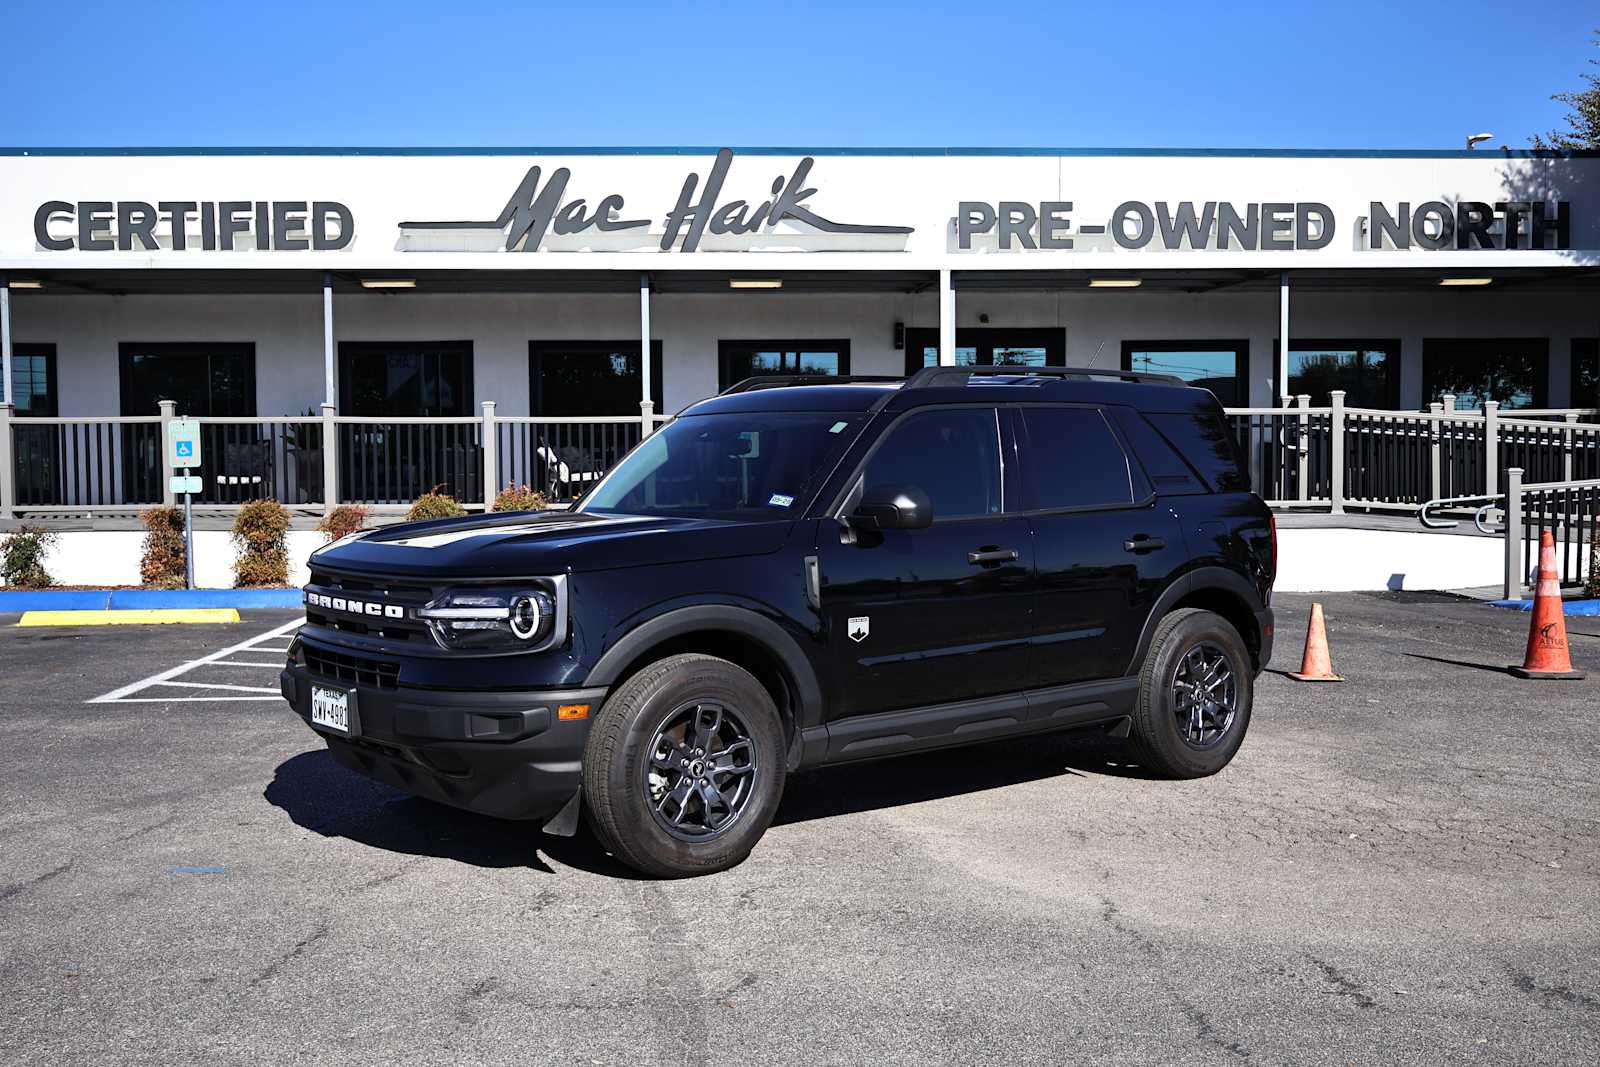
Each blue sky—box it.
[2,0,1596,149]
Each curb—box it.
[0,588,303,612]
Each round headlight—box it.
[509,594,543,640]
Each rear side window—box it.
[1145,411,1250,493]
[1018,407,1134,509]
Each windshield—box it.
[580,411,867,521]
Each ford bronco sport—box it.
[282,366,1276,877]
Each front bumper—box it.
[280,664,606,822]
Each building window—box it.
[1570,339,1599,409]
[1422,338,1548,411]
[119,343,256,416]
[904,328,1065,374]
[718,340,851,390]
[529,341,663,416]
[1122,340,1247,406]
[1273,339,1400,407]
[11,343,57,417]
[339,341,473,416]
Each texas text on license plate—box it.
[310,685,351,734]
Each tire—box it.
[1128,608,1253,779]
[582,653,787,878]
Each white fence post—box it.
[481,400,498,506]
[320,403,339,514]
[1329,390,1346,514]
[1563,411,1578,483]
[640,399,656,440]
[1442,393,1456,415]
[0,402,14,520]
[1295,394,1310,502]
[1484,400,1499,499]
[159,400,177,507]
[1429,400,1444,502]
[1504,466,1523,600]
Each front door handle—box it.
[1123,535,1167,553]
[968,547,1019,565]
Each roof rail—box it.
[903,366,1184,389]
[719,374,906,395]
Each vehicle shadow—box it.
[263,727,1155,877]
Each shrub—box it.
[232,499,291,587]
[316,503,370,542]
[0,525,58,588]
[407,485,467,521]
[140,506,188,588]
[491,483,548,513]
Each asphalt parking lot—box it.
[1,592,1597,1066]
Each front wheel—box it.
[582,653,787,878]
[1129,608,1253,778]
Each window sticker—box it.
[768,493,795,508]
[829,421,848,433]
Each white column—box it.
[938,268,955,366]
[1278,271,1291,404]
[1,278,12,407]
[639,273,655,435]
[322,274,336,408]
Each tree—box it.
[1533,29,1600,150]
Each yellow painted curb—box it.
[16,609,242,627]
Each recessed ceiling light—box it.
[7,279,43,289]
[1439,277,1493,286]
[359,278,416,289]
[1088,278,1142,288]
[729,278,783,289]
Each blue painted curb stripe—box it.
[3,145,1597,159]
[0,588,302,611]
[1489,598,1600,615]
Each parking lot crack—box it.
[0,860,72,903]
[1309,957,1378,1009]
[250,922,330,987]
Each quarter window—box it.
[1019,408,1134,509]
[857,408,1001,522]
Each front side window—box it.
[581,412,864,521]
[120,342,256,416]
[1019,407,1134,509]
[719,340,851,389]
[1123,341,1247,407]
[1422,338,1547,411]
[340,341,472,416]
[530,341,663,417]
[855,407,1002,522]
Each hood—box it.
[310,509,792,579]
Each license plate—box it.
[310,685,351,734]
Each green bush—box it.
[316,503,370,542]
[491,483,548,513]
[140,506,187,589]
[407,485,467,521]
[0,525,58,588]
[232,499,291,587]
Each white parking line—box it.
[88,617,304,704]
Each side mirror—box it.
[849,484,933,531]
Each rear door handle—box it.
[1123,535,1167,553]
[968,547,1019,565]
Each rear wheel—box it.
[1129,608,1253,778]
[582,653,786,878]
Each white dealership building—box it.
[0,145,1597,588]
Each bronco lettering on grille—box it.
[304,592,407,619]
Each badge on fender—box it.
[847,616,870,643]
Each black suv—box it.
[282,367,1276,877]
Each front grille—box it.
[305,567,437,642]
[303,645,401,690]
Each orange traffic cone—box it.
[1288,602,1343,682]
[1510,530,1585,679]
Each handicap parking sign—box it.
[168,419,203,469]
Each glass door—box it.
[11,345,60,505]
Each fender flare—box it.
[1125,567,1266,675]
[583,604,824,730]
